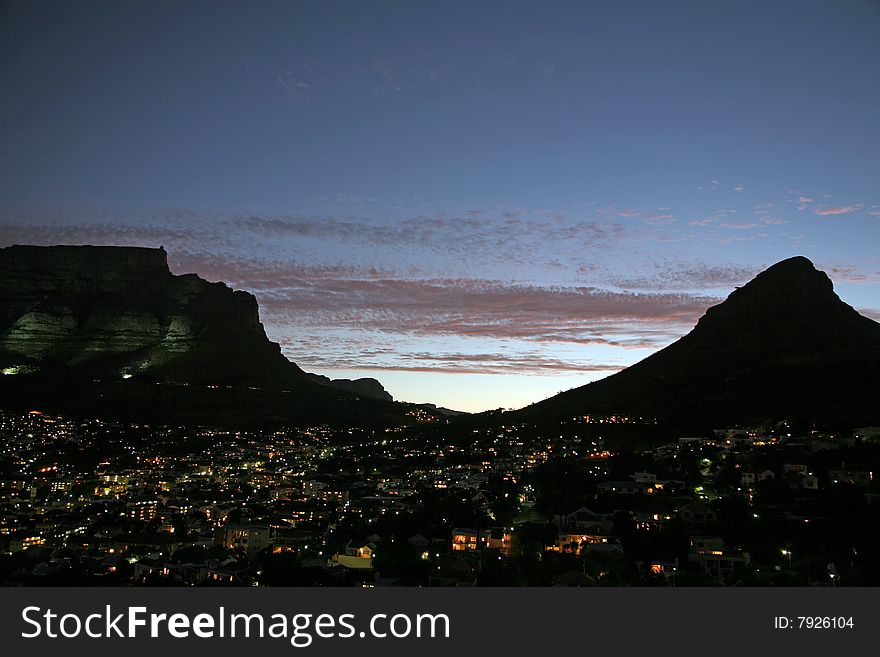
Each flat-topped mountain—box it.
[306,373,394,401]
[519,256,880,426]
[0,245,406,425]
[0,244,305,384]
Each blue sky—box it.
[2,1,880,411]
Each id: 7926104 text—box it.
[773,617,854,630]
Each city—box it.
[2,409,878,586]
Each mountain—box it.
[416,403,468,417]
[0,244,409,426]
[306,373,393,401]
[518,256,880,427]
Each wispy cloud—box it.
[605,261,760,291]
[157,251,716,354]
[0,210,629,275]
[293,350,627,376]
[247,268,714,346]
[814,204,863,216]
[688,209,736,227]
[797,196,814,210]
[827,266,880,285]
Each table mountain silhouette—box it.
[0,245,402,425]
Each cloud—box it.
[0,221,206,248]
[255,272,714,346]
[797,196,814,210]
[814,204,863,216]
[827,266,880,285]
[236,212,620,246]
[297,350,627,376]
[751,203,788,226]
[605,261,760,291]
[161,253,717,353]
[0,210,630,276]
[688,209,736,227]
[229,211,628,270]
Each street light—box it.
[781,549,792,569]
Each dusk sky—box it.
[2,0,879,412]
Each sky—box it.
[2,0,880,412]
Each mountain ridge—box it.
[516,256,880,426]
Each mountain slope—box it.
[0,245,408,426]
[519,256,880,425]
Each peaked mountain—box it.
[519,256,880,426]
[0,245,407,426]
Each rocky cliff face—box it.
[0,245,417,426]
[0,244,303,385]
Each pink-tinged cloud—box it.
[827,266,880,285]
[796,196,813,210]
[289,350,627,376]
[814,205,863,216]
[163,253,717,348]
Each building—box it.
[126,500,158,522]
[451,527,512,555]
[331,541,375,569]
[678,502,718,532]
[217,523,273,559]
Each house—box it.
[451,527,511,555]
[553,532,620,555]
[678,501,717,531]
[452,528,488,552]
[597,481,651,495]
[802,475,819,490]
[742,468,774,486]
[689,535,724,555]
[758,469,776,481]
[216,523,273,559]
[855,427,880,442]
[635,501,674,530]
[649,559,679,578]
[829,469,873,487]
[331,540,375,569]
[554,507,614,534]
[691,549,750,580]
